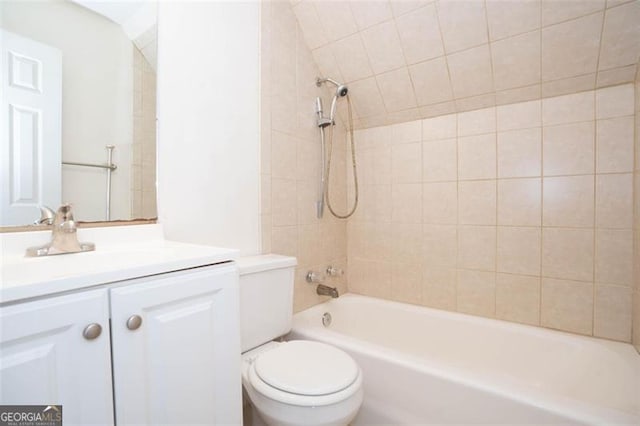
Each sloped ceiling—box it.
[292,0,640,129]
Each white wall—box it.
[156,1,261,255]
[1,0,133,222]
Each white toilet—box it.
[238,255,363,426]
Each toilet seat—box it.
[247,341,362,407]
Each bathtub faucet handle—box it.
[306,271,325,284]
[326,265,344,277]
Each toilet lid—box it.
[253,340,359,396]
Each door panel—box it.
[110,264,242,425]
[0,29,62,225]
[0,289,114,425]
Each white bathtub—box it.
[289,294,640,425]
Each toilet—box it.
[238,255,363,426]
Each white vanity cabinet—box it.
[110,263,241,425]
[0,261,242,426]
[0,289,114,424]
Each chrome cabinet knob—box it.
[126,315,143,331]
[83,323,102,340]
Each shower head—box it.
[317,76,348,97]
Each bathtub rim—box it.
[290,293,640,425]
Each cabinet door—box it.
[0,289,114,425]
[110,263,242,425]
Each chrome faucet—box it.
[26,204,95,257]
[316,284,339,298]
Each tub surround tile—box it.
[457,269,496,318]
[496,273,541,326]
[341,85,635,342]
[594,284,632,341]
[541,278,594,335]
[497,227,541,276]
[542,228,594,282]
[422,266,457,310]
[497,178,541,226]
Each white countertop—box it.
[0,224,238,304]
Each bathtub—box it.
[288,294,640,425]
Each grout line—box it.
[592,89,598,337]
[539,90,544,326]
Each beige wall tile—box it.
[392,183,422,223]
[596,116,634,173]
[458,134,497,180]
[391,262,423,304]
[541,73,597,98]
[423,266,457,310]
[595,229,633,286]
[542,91,594,126]
[377,67,418,112]
[447,44,495,99]
[391,120,422,144]
[392,142,422,183]
[541,278,594,335]
[315,1,358,42]
[491,31,541,91]
[498,178,542,226]
[272,178,298,226]
[496,273,541,325]
[486,0,541,41]
[331,33,373,82]
[349,0,393,30]
[458,225,497,271]
[422,114,457,140]
[497,227,542,276]
[455,93,497,113]
[497,100,541,131]
[458,180,497,225]
[542,0,604,26]
[457,269,496,318]
[271,225,298,257]
[361,20,406,74]
[595,84,635,119]
[496,84,542,106]
[497,128,542,178]
[543,175,594,227]
[594,284,632,341]
[423,182,457,224]
[541,13,603,81]
[271,131,298,179]
[423,224,457,267]
[423,138,457,182]
[543,122,595,176]
[542,228,594,282]
[437,0,488,53]
[595,173,633,228]
[392,223,423,263]
[596,65,636,88]
[458,107,496,136]
[292,1,327,49]
[598,1,640,70]
[395,4,444,64]
[349,77,387,118]
[410,57,455,106]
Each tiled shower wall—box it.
[260,1,349,312]
[131,48,157,219]
[634,71,640,351]
[348,84,635,342]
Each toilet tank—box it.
[237,254,297,352]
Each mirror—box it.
[0,0,157,227]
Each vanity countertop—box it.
[0,224,238,304]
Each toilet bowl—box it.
[238,255,363,426]
[242,341,363,426]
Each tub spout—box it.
[317,284,339,298]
